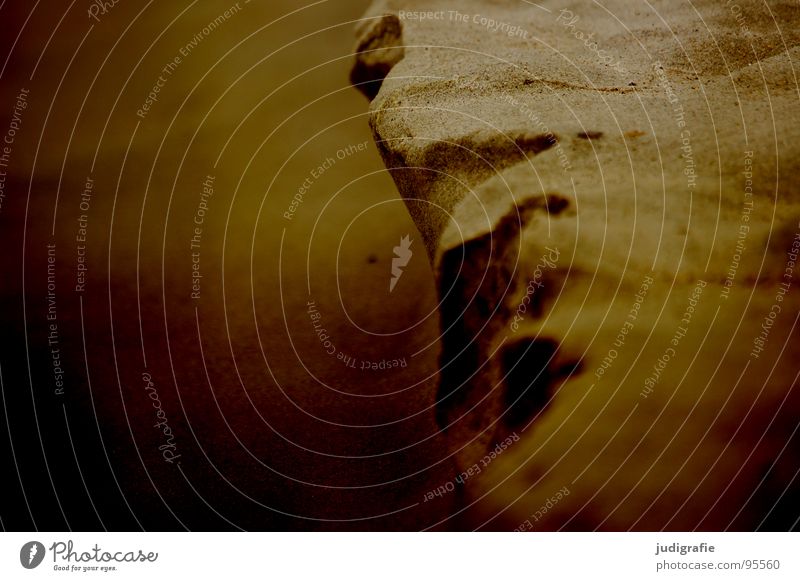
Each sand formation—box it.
[352,0,800,529]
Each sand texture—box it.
[352,0,800,529]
